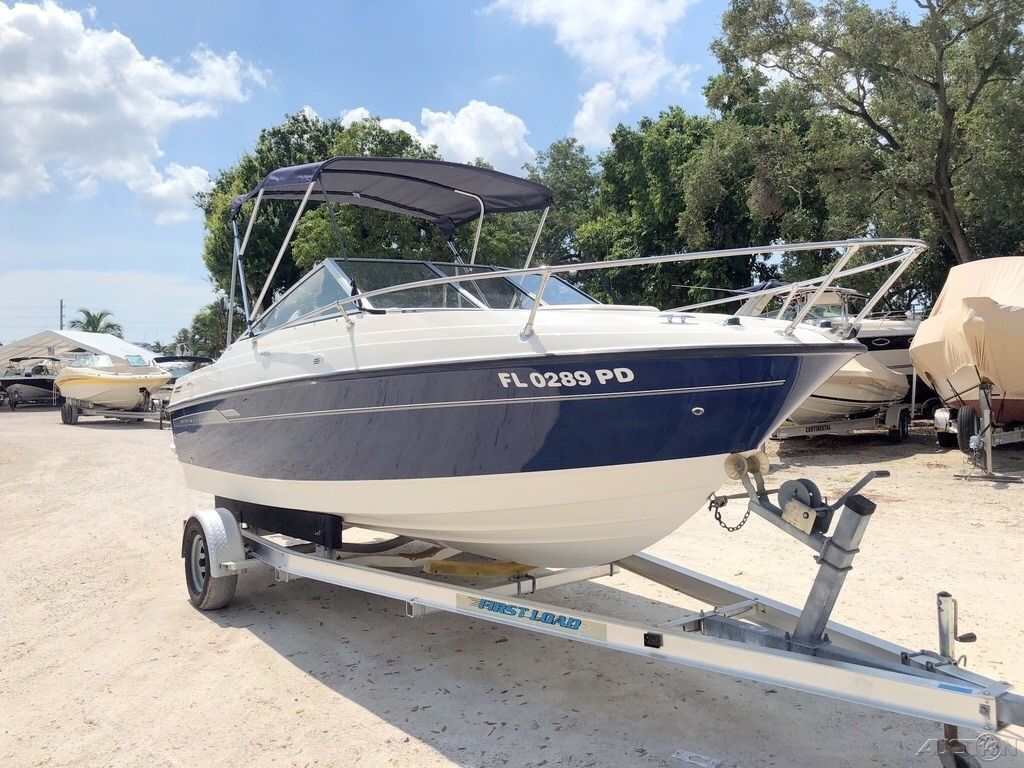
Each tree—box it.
[68,309,123,337]
[719,0,1024,263]
[523,138,598,265]
[168,298,234,358]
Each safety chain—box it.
[708,492,750,533]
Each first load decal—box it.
[457,594,607,640]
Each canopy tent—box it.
[0,330,156,366]
[230,156,554,237]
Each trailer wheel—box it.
[936,430,958,448]
[183,517,237,610]
[60,402,72,424]
[887,408,910,443]
[8,394,16,411]
[956,406,980,454]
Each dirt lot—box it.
[1,408,1022,768]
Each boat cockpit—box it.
[249,258,597,336]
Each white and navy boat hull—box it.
[170,314,858,566]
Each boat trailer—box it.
[61,397,169,429]
[182,457,1023,765]
[773,403,912,442]
[933,382,1024,483]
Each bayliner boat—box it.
[1,357,62,408]
[166,157,924,567]
[911,256,1024,426]
[734,285,922,378]
[56,353,171,410]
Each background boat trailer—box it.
[60,397,169,429]
[932,382,1024,483]
[773,403,912,442]
[182,456,1023,767]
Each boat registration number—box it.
[497,367,634,389]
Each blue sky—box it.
[0,0,907,343]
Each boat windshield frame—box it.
[245,258,599,338]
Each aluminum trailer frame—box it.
[773,403,911,441]
[934,383,1024,482]
[181,459,1023,764]
[61,398,169,429]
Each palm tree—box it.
[68,308,123,338]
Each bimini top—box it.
[230,156,553,237]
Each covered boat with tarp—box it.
[910,257,1024,425]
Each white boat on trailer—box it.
[167,157,926,567]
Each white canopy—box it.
[0,330,156,366]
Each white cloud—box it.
[339,101,536,174]
[0,1,266,223]
[573,82,628,149]
[0,268,214,344]
[489,0,697,147]
[420,101,534,172]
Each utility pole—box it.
[59,299,65,330]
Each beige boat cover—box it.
[909,257,1024,395]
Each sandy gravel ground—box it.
[1,408,1023,768]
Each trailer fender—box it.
[182,508,246,577]
[884,404,907,429]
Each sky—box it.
[0,0,909,344]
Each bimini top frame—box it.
[228,157,554,335]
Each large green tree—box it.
[719,0,1024,263]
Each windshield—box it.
[339,260,475,310]
[429,263,532,309]
[506,273,597,305]
[252,265,351,334]
[71,355,115,369]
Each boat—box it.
[732,284,922,378]
[1,356,63,408]
[55,353,171,410]
[152,355,214,407]
[786,353,909,424]
[166,157,924,567]
[684,282,913,429]
[910,256,1024,426]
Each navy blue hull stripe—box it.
[171,349,850,481]
[196,378,786,424]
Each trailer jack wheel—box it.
[183,517,237,610]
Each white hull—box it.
[182,455,726,567]
[788,353,909,425]
[58,374,169,409]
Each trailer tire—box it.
[183,517,237,610]
[956,406,980,454]
[8,393,16,411]
[936,430,958,448]
[60,402,71,424]
[887,408,910,443]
